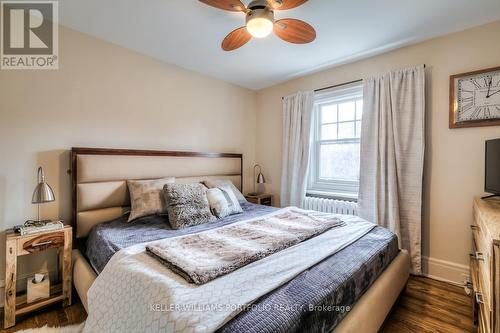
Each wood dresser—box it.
[471,197,500,333]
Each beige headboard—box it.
[71,147,243,239]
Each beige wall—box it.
[256,20,500,283]
[0,26,257,290]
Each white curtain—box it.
[280,91,314,207]
[358,65,425,274]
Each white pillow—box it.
[206,186,243,218]
[203,179,246,203]
[127,177,175,222]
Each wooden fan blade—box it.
[199,0,246,12]
[274,19,316,44]
[222,27,252,51]
[268,0,308,10]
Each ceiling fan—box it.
[199,0,316,51]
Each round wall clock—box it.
[450,66,500,128]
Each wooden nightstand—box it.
[245,193,273,206]
[4,225,72,328]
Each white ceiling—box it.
[60,0,500,90]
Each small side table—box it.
[4,225,72,328]
[245,193,273,206]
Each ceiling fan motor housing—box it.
[248,0,272,9]
[246,5,275,26]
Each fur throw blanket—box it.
[146,209,345,284]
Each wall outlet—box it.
[462,273,472,296]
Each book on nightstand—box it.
[13,220,64,235]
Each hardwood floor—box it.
[0,292,86,333]
[381,276,474,333]
[0,276,472,332]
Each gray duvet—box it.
[85,202,398,333]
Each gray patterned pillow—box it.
[127,177,175,222]
[163,183,216,229]
[203,179,246,203]
[206,186,243,218]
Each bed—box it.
[70,147,410,333]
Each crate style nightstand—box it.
[4,225,72,328]
[245,193,273,206]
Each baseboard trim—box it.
[422,256,469,286]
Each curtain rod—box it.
[314,79,362,93]
[281,64,426,100]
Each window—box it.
[308,83,363,199]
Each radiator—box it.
[303,196,358,216]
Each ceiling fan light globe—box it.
[246,17,273,38]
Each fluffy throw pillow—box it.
[127,177,175,222]
[203,179,246,203]
[206,186,243,218]
[163,183,216,229]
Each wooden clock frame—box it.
[449,65,500,129]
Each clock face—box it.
[455,69,500,122]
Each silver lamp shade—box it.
[31,167,55,223]
[32,167,55,203]
[32,181,55,203]
[257,172,266,184]
[249,164,266,196]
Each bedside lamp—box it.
[31,167,55,223]
[248,164,266,196]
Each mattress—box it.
[85,202,398,333]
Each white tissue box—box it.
[27,273,50,303]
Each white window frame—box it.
[307,83,363,200]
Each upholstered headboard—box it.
[71,148,243,239]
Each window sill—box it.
[306,190,358,202]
